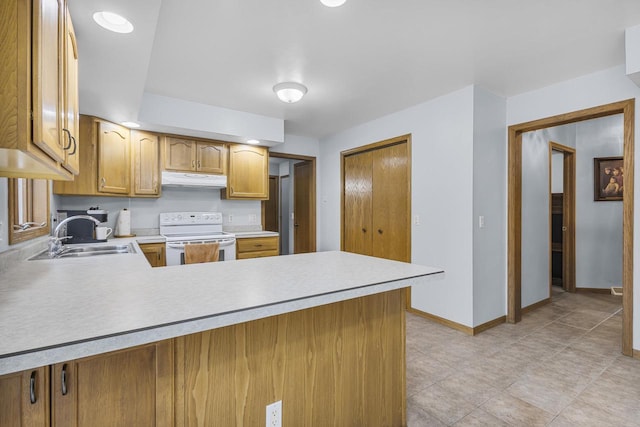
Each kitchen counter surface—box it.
[233,231,280,238]
[0,244,443,375]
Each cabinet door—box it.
[132,131,160,196]
[52,341,173,427]
[62,6,79,174]
[226,145,269,199]
[164,138,196,171]
[0,367,49,427]
[196,142,226,174]
[32,0,64,164]
[371,143,410,262]
[140,243,166,267]
[343,151,373,256]
[236,236,279,259]
[98,121,130,194]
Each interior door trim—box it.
[508,99,634,356]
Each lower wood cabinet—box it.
[139,242,166,267]
[0,367,49,426]
[0,341,173,427]
[236,236,279,259]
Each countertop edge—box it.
[0,271,442,375]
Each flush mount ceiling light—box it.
[121,121,140,128]
[320,0,347,7]
[273,82,308,103]
[93,11,134,33]
[246,139,260,145]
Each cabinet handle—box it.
[192,160,196,168]
[62,129,72,150]
[254,244,263,247]
[29,371,37,404]
[100,177,106,188]
[362,228,367,233]
[378,229,383,234]
[197,160,201,168]
[61,364,68,396]
[69,136,77,156]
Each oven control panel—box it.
[160,212,223,225]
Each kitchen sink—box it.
[29,243,137,260]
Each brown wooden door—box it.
[294,161,313,253]
[343,152,373,256]
[140,243,166,267]
[164,137,196,171]
[63,7,79,174]
[51,341,173,427]
[227,145,269,199]
[196,142,226,174]
[132,131,160,196]
[98,121,130,194]
[263,175,279,232]
[371,143,410,262]
[0,367,49,426]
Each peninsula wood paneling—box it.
[175,289,406,427]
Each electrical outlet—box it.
[228,214,233,223]
[479,215,485,228]
[414,215,420,225]
[266,400,282,427]
[0,221,3,242]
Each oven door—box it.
[165,238,236,266]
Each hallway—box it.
[406,289,639,426]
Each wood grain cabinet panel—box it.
[62,6,79,175]
[164,138,226,174]
[52,341,174,427]
[175,289,406,426]
[0,367,49,427]
[164,138,196,171]
[196,142,226,174]
[132,131,160,197]
[139,242,166,267]
[97,121,130,195]
[236,236,279,259]
[224,144,269,200]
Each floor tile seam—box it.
[417,398,475,427]
[585,310,621,332]
[504,381,576,417]
[554,320,595,331]
[573,394,639,426]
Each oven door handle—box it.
[167,242,187,249]
[167,239,236,249]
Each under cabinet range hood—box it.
[161,171,227,188]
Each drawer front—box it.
[237,236,279,254]
[236,249,278,260]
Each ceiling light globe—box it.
[320,0,347,7]
[273,82,308,103]
[93,11,134,33]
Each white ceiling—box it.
[68,0,640,141]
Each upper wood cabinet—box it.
[98,121,130,195]
[131,131,160,197]
[0,367,49,427]
[0,0,78,180]
[223,144,269,200]
[62,4,80,174]
[164,137,226,174]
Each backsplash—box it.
[53,187,262,234]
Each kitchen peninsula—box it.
[0,247,443,425]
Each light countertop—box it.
[0,242,443,375]
[233,231,280,238]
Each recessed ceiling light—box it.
[93,11,134,34]
[121,121,140,128]
[247,139,260,145]
[273,82,308,103]
[320,0,347,7]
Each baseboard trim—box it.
[473,316,506,334]
[407,309,506,336]
[521,297,551,315]
[633,349,640,360]
[407,308,473,335]
[575,287,612,294]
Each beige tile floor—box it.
[406,288,640,426]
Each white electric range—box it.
[159,212,236,265]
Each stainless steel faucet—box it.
[49,215,102,257]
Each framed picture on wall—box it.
[594,156,623,201]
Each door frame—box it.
[548,141,576,294]
[508,99,634,356]
[267,153,317,252]
[261,175,280,233]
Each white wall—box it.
[319,86,476,327]
[507,64,640,349]
[551,151,564,193]
[0,178,8,253]
[472,86,507,326]
[575,115,624,289]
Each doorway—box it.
[508,99,634,356]
[263,153,317,254]
[548,142,576,294]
